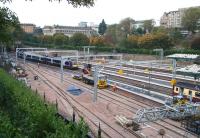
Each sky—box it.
[1,0,200,27]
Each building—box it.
[130,19,155,33]
[160,11,181,28]
[43,25,97,37]
[160,6,200,28]
[132,20,145,29]
[20,23,36,34]
[89,22,99,33]
[78,22,88,27]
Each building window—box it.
[176,87,179,91]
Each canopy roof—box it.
[176,64,200,79]
[166,54,199,61]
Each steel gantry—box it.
[153,49,164,61]
[133,103,200,123]
[93,65,104,102]
[60,51,79,83]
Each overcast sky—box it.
[1,0,200,27]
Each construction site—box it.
[3,47,200,138]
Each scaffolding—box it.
[133,103,200,123]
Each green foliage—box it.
[0,69,88,137]
[191,37,200,50]
[40,35,54,44]
[53,33,69,45]
[182,7,200,33]
[132,27,145,35]
[0,7,20,45]
[104,24,118,45]
[119,17,134,35]
[98,19,107,35]
[143,20,155,33]
[152,26,168,34]
[69,33,89,46]
[0,0,95,7]
[168,28,182,44]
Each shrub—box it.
[191,37,200,50]
[0,69,88,138]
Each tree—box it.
[98,19,107,35]
[122,35,138,48]
[143,20,155,33]
[132,27,145,35]
[152,26,168,34]
[191,37,200,50]
[104,24,117,45]
[168,28,182,44]
[90,36,105,46]
[0,7,20,43]
[119,17,135,35]
[69,33,89,46]
[182,7,200,33]
[40,35,53,44]
[53,33,69,45]
[137,33,173,49]
[0,0,95,7]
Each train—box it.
[172,81,200,102]
[73,64,108,89]
[17,51,79,70]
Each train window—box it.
[46,58,51,62]
[41,58,46,61]
[53,60,61,64]
[195,92,200,97]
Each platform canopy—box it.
[176,64,200,79]
[166,54,199,61]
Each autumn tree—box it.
[123,35,138,48]
[98,19,107,35]
[90,36,105,46]
[137,33,173,49]
[182,7,200,33]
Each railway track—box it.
[104,65,197,84]
[23,62,197,138]
[104,72,172,94]
[25,63,142,138]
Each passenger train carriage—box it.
[17,51,78,70]
[173,81,200,102]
